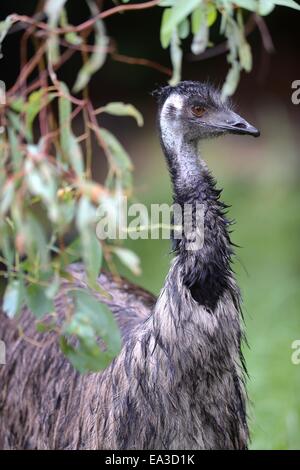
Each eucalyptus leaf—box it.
[70,289,121,355]
[25,90,55,141]
[160,0,201,48]
[3,279,24,318]
[98,128,133,189]
[44,0,68,23]
[76,196,97,232]
[8,126,23,171]
[178,18,190,40]
[191,21,208,55]
[60,289,121,372]
[160,8,173,49]
[239,41,252,72]
[26,284,54,317]
[45,0,67,64]
[206,4,217,27]
[24,212,50,268]
[59,82,84,177]
[0,16,13,58]
[274,0,300,10]
[0,179,15,215]
[80,228,102,288]
[191,7,203,35]
[73,1,108,92]
[100,102,144,127]
[0,224,14,268]
[169,29,182,86]
[65,31,83,45]
[232,0,258,11]
[112,247,141,276]
[222,60,241,99]
[10,96,25,113]
[8,111,31,142]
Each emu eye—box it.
[191,105,206,118]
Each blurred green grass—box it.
[115,109,300,450]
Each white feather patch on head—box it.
[160,93,184,151]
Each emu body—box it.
[0,82,259,449]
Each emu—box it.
[0,81,259,450]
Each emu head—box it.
[155,81,260,143]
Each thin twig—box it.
[254,14,275,53]
[10,0,160,35]
[8,43,46,96]
[111,52,172,77]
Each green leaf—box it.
[239,41,252,72]
[274,0,300,10]
[98,128,133,188]
[26,284,54,317]
[65,31,83,45]
[63,237,82,265]
[232,0,258,11]
[73,1,108,92]
[44,0,68,23]
[24,212,50,268]
[3,279,24,318]
[222,60,241,99]
[191,21,208,55]
[0,16,14,58]
[58,82,72,150]
[58,82,84,176]
[76,197,102,287]
[36,321,56,333]
[0,223,14,268]
[25,90,55,141]
[8,126,23,171]
[60,335,107,373]
[100,102,144,127]
[191,7,203,35]
[80,229,102,288]
[60,8,83,45]
[25,158,58,221]
[95,190,124,241]
[8,111,31,142]
[0,179,15,215]
[160,8,173,48]
[68,134,84,176]
[159,0,176,6]
[178,18,190,40]
[76,196,97,231]
[206,4,217,27]
[112,247,141,276]
[72,289,121,355]
[10,96,25,113]
[169,29,182,86]
[45,0,68,64]
[257,0,276,14]
[258,0,300,15]
[45,273,60,299]
[61,289,121,373]
[160,0,201,48]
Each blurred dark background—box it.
[1,1,300,449]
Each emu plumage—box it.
[0,81,259,449]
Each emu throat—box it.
[159,109,234,311]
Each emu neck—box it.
[160,127,234,312]
[160,131,203,202]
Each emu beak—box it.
[215,110,260,137]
